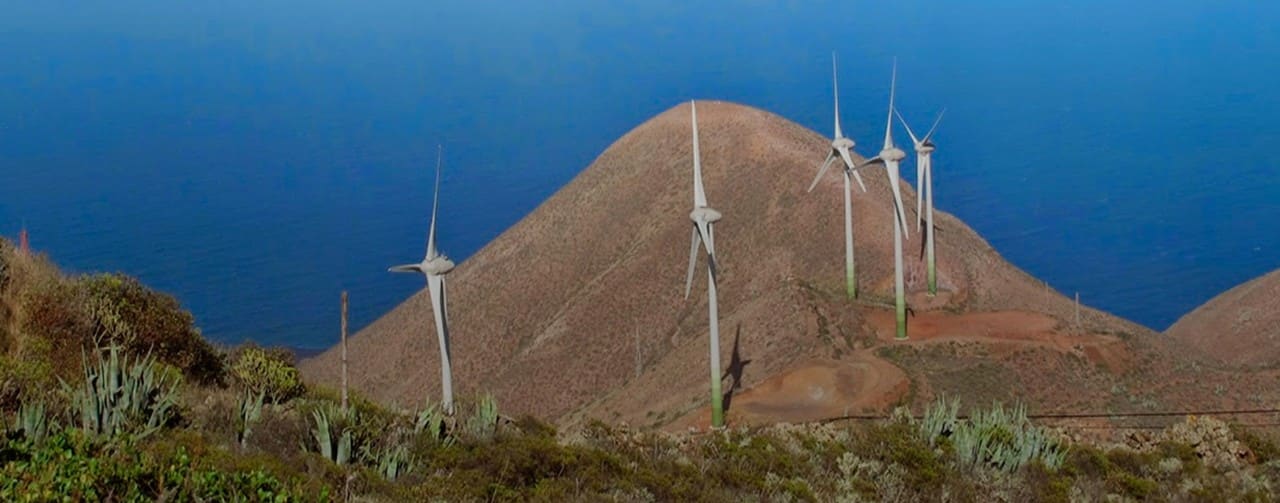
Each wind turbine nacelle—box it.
[690,207,722,223]
[832,137,855,150]
[917,144,936,154]
[880,147,907,163]
[420,256,456,275]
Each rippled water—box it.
[2,1,1277,348]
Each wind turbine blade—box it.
[923,108,947,143]
[852,170,868,192]
[808,152,837,193]
[691,101,708,208]
[705,223,718,280]
[685,226,700,299]
[888,164,911,239]
[894,108,920,146]
[389,264,422,274]
[883,58,897,149]
[832,52,843,139]
[916,153,924,232]
[836,146,867,191]
[427,145,443,259]
[697,220,715,258]
[854,156,883,172]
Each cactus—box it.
[64,344,178,442]
[310,404,353,465]
[236,391,265,448]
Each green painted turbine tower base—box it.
[710,379,724,428]
[846,269,857,300]
[927,257,937,296]
[895,293,908,340]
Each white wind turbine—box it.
[684,101,726,429]
[807,53,869,299]
[897,108,946,296]
[389,146,458,415]
[856,62,911,340]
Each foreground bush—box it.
[0,429,325,501]
[230,346,305,404]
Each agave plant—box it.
[310,404,353,465]
[948,401,1068,472]
[365,441,414,481]
[236,391,265,448]
[64,344,178,442]
[464,394,499,441]
[12,401,55,444]
[918,395,959,446]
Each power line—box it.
[816,408,1280,425]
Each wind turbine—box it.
[389,146,458,415]
[857,62,911,340]
[684,101,726,429]
[896,108,946,296]
[807,53,869,299]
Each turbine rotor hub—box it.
[918,144,935,154]
[832,137,854,150]
[880,147,907,163]
[690,207,722,223]
[420,256,456,275]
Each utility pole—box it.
[1074,292,1081,333]
[634,326,642,380]
[341,291,349,413]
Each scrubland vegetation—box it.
[4,238,1280,501]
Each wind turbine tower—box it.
[808,53,869,299]
[389,146,458,414]
[684,101,726,429]
[897,108,946,295]
[857,62,911,340]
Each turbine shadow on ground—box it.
[721,324,752,413]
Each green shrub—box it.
[79,274,224,384]
[0,429,326,501]
[230,346,305,404]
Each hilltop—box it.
[1167,268,1280,367]
[301,101,1271,428]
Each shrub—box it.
[0,429,325,501]
[229,346,305,404]
[79,274,224,384]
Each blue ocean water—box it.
[1,1,1277,349]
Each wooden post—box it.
[341,291,349,413]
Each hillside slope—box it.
[302,102,1260,428]
[1166,268,1280,367]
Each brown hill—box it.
[1166,268,1280,367]
[302,101,1268,428]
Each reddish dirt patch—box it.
[865,309,1132,374]
[674,355,908,430]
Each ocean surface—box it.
[2,1,1277,349]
